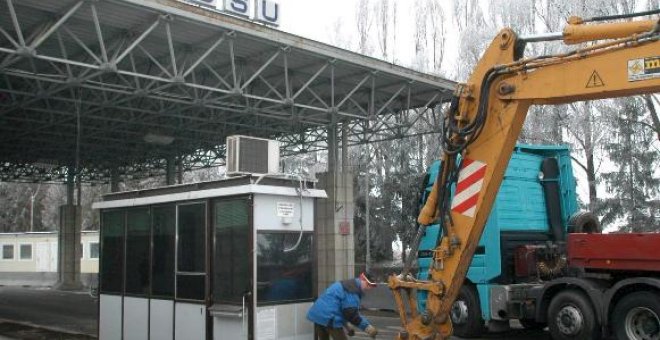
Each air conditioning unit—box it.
[226,135,280,176]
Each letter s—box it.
[230,0,248,13]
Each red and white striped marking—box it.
[451,158,487,218]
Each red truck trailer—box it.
[527,233,660,340]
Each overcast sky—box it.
[277,0,356,40]
[275,0,460,78]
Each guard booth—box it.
[93,175,326,340]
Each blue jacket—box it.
[306,278,371,330]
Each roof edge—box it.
[118,0,457,91]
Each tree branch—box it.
[570,156,588,174]
[621,115,659,136]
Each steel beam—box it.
[115,18,161,64]
[30,1,84,50]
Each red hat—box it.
[360,272,377,287]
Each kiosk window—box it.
[101,210,125,293]
[213,199,250,304]
[176,274,205,300]
[256,232,313,304]
[125,208,150,295]
[152,205,175,297]
[177,203,206,300]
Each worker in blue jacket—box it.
[307,272,379,339]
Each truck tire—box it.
[567,211,601,234]
[548,290,600,340]
[612,291,660,340]
[450,284,485,338]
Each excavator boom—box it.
[389,15,660,340]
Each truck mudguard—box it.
[535,277,608,325]
[603,277,660,326]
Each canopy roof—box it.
[0,0,456,183]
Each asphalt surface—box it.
[361,284,551,340]
[0,286,96,339]
[356,310,552,340]
[0,285,551,340]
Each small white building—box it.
[0,231,99,286]
[93,175,326,340]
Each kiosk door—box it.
[175,202,207,340]
[211,197,253,340]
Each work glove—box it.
[343,324,355,336]
[365,325,378,338]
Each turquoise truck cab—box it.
[416,144,579,335]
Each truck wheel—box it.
[612,291,660,340]
[450,284,485,338]
[548,290,600,340]
[568,211,601,234]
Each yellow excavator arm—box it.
[389,15,660,340]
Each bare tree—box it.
[451,0,494,80]
[426,0,446,73]
[490,0,535,32]
[452,0,481,32]
[412,1,429,72]
[566,102,609,211]
[391,1,397,63]
[356,0,373,55]
[327,19,354,51]
[375,0,390,60]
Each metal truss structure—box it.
[0,0,456,183]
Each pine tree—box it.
[600,98,660,232]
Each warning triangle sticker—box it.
[586,70,605,88]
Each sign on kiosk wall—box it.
[183,0,281,26]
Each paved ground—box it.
[0,286,96,339]
[355,310,551,340]
[0,322,94,340]
[361,284,551,340]
[0,285,551,340]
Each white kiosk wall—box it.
[253,194,314,340]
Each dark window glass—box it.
[176,274,205,300]
[214,199,250,304]
[256,232,313,304]
[90,242,100,259]
[177,204,206,273]
[152,205,175,297]
[2,245,14,259]
[101,210,124,293]
[20,244,32,260]
[125,208,150,296]
[177,203,206,300]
